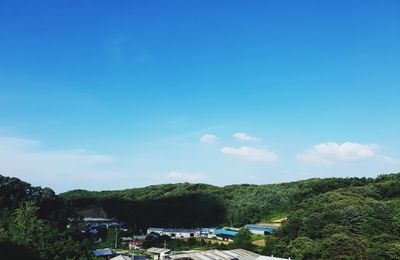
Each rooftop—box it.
[168,249,288,260]
[147,247,172,255]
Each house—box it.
[167,249,288,260]
[200,228,217,238]
[129,239,144,250]
[244,224,280,235]
[147,247,171,260]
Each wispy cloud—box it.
[233,132,260,141]
[221,146,278,162]
[0,136,116,191]
[200,134,219,144]
[377,155,400,165]
[165,171,205,183]
[296,142,378,165]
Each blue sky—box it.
[0,0,399,192]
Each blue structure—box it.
[215,229,238,237]
[92,249,114,257]
[244,224,280,235]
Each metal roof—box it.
[168,249,287,260]
[147,247,172,254]
[148,228,200,233]
[244,225,279,233]
[215,229,238,236]
[93,249,114,257]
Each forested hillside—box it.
[264,173,400,259]
[3,173,400,259]
[61,173,400,259]
[61,176,371,229]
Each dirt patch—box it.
[252,239,266,247]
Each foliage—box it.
[60,176,372,228]
[4,173,400,259]
[265,174,400,259]
[232,228,253,250]
[0,175,93,260]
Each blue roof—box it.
[215,229,238,236]
[92,249,114,256]
[88,229,98,234]
[148,227,164,231]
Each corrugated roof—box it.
[93,249,114,256]
[147,247,171,254]
[215,229,238,236]
[168,249,287,260]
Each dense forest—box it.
[0,175,93,259]
[60,176,371,229]
[61,173,400,259]
[2,173,400,259]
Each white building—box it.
[147,228,201,239]
[147,247,172,260]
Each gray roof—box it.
[147,247,172,254]
[168,249,287,260]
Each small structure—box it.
[92,248,114,257]
[244,224,280,235]
[147,247,171,260]
[214,229,238,240]
[200,228,217,238]
[129,239,144,250]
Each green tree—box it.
[232,228,253,250]
[287,236,319,259]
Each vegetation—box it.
[60,177,371,229]
[0,175,93,259]
[263,174,400,259]
[2,173,400,259]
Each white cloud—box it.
[0,136,116,191]
[233,132,260,141]
[377,155,400,165]
[220,146,278,162]
[200,134,219,144]
[165,171,205,183]
[297,142,378,165]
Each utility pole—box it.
[115,228,118,249]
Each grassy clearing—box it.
[197,238,231,245]
[259,212,288,225]
[251,235,266,242]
